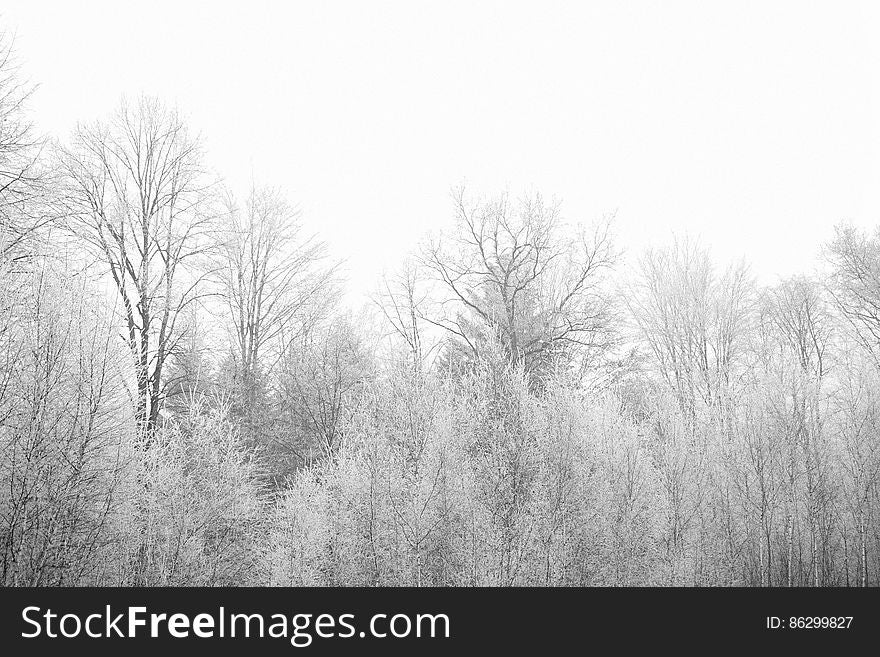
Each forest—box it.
[1,31,879,587]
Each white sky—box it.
[3,1,880,300]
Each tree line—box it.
[1,33,879,586]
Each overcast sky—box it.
[3,1,880,300]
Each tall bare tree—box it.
[278,313,374,463]
[826,223,880,366]
[60,97,215,439]
[626,238,754,415]
[374,259,435,373]
[421,188,617,386]
[760,276,832,585]
[0,30,46,258]
[214,184,338,441]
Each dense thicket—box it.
[1,33,878,586]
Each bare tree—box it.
[826,223,880,366]
[0,30,46,258]
[421,188,617,387]
[214,184,338,442]
[277,313,374,464]
[0,257,133,585]
[763,276,830,379]
[217,185,336,384]
[373,259,436,373]
[760,276,833,585]
[626,238,754,415]
[834,353,880,587]
[59,97,216,439]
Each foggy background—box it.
[5,0,879,297]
